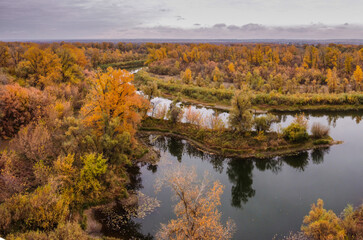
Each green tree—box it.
[228,89,253,132]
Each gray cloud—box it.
[121,23,363,39]
[0,0,169,39]
[0,0,362,40]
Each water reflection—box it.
[227,159,256,208]
[95,202,153,240]
[149,135,330,209]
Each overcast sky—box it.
[1,0,363,40]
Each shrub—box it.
[253,114,277,132]
[301,199,345,240]
[283,123,309,143]
[0,84,51,139]
[311,122,330,139]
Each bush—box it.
[283,123,309,143]
[0,84,51,139]
[301,199,345,240]
[311,122,330,139]
[253,114,277,132]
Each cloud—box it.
[0,0,362,40]
[120,23,363,39]
[0,0,170,39]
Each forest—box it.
[0,41,362,240]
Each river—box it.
[100,105,363,239]
[97,70,363,239]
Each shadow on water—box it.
[97,131,332,238]
[150,136,329,209]
[95,202,154,240]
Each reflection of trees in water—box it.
[147,163,158,173]
[150,135,226,172]
[207,155,225,173]
[127,165,143,191]
[152,135,168,153]
[279,151,310,171]
[185,140,205,159]
[149,135,330,209]
[167,137,184,162]
[226,148,329,208]
[311,147,330,165]
[255,158,283,174]
[275,111,363,128]
[353,115,362,124]
[95,203,154,240]
[227,159,255,208]
[327,115,338,127]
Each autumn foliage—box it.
[156,167,235,240]
[0,84,51,139]
[81,67,148,138]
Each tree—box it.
[141,81,160,117]
[142,81,160,102]
[344,55,353,74]
[81,67,148,138]
[54,153,108,208]
[353,65,363,90]
[0,183,69,234]
[167,97,183,124]
[212,66,223,86]
[228,62,235,73]
[156,167,235,240]
[326,68,339,93]
[228,89,253,132]
[21,46,62,88]
[56,46,84,84]
[0,84,51,139]
[303,46,319,68]
[0,43,10,67]
[181,68,193,84]
[301,199,345,240]
[253,114,277,132]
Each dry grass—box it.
[311,122,330,138]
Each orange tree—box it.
[81,67,149,164]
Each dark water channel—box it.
[102,111,363,239]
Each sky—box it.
[0,0,363,40]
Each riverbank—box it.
[140,117,342,159]
[160,91,363,114]
[135,71,363,113]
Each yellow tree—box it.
[0,43,9,67]
[181,68,192,84]
[228,62,235,74]
[344,55,353,74]
[56,45,86,84]
[22,46,61,88]
[326,68,339,93]
[301,199,345,240]
[353,65,363,90]
[303,46,319,68]
[156,167,235,240]
[212,66,223,86]
[81,67,148,138]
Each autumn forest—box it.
[0,40,362,240]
